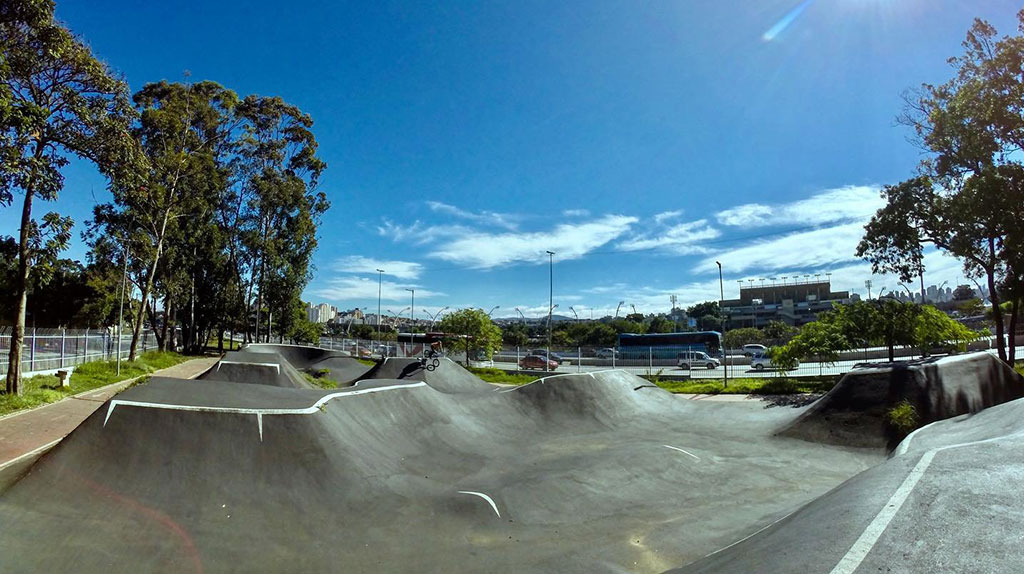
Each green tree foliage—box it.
[723,327,762,349]
[646,315,677,334]
[501,322,529,346]
[1,0,136,392]
[438,309,502,366]
[915,305,979,353]
[952,284,975,301]
[771,321,849,375]
[762,321,798,344]
[859,14,1024,365]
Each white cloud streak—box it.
[310,277,443,303]
[618,218,720,253]
[715,185,884,227]
[427,201,520,230]
[333,256,424,280]
[430,215,638,269]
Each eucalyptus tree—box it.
[1,0,136,393]
[858,14,1024,364]
[106,80,238,361]
[233,95,327,342]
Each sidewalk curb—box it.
[0,355,220,424]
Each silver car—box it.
[677,351,720,370]
[750,352,798,370]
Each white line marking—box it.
[703,510,797,559]
[832,426,1024,573]
[457,490,501,517]
[216,361,280,374]
[663,444,701,461]
[101,382,427,442]
[0,438,63,473]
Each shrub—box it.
[887,400,919,433]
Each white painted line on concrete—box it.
[457,490,501,517]
[663,444,700,461]
[832,426,1024,573]
[0,438,63,473]
[703,509,797,559]
[216,361,280,374]
[102,382,427,441]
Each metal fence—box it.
[0,328,159,376]
[310,336,970,379]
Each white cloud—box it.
[376,219,469,244]
[427,201,519,230]
[563,209,591,217]
[430,214,638,269]
[333,256,424,280]
[715,185,884,227]
[699,221,867,275]
[310,277,444,303]
[618,218,721,253]
[654,209,685,224]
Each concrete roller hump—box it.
[240,343,372,384]
[777,352,1024,450]
[201,350,313,388]
[361,357,497,393]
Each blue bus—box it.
[617,331,723,359]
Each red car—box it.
[519,355,558,370]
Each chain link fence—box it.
[0,327,159,376]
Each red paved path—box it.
[0,356,219,479]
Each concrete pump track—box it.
[1,344,1023,573]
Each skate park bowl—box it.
[0,346,1022,572]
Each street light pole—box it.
[716,260,727,388]
[116,243,129,375]
[405,288,414,331]
[546,250,555,372]
[376,269,384,347]
[487,305,500,317]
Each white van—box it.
[677,351,720,369]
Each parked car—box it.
[595,348,619,359]
[529,349,565,364]
[677,351,720,370]
[750,352,799,370]
[742,344,767,357]
[519,355,559,370]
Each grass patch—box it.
[356,358,377,367]
[0,351,193,417]
[303,368,339,389]
[1015,362,1024,378]
[205,337,242,351]
[887,400,919,433]
[468,367,537,385]
[651,376,837,395]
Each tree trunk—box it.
[130,215,169,361]
[985,254,1007,363]
[254,216,268,344]
[5,185,35,395]
[1009,298,1019,366]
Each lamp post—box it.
[546,250,555,371]
[427,306,449,329]
[487,305,500,317]
[615,301,624,318]
[375,269,384,343]
[515,307,525,322]
[569,306,578,322]
[405,288,414,331]
[716,260,727,388]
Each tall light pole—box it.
[615,301,624,318]
[428,306,449,329]
[546,250,555,371]
[515,307,525,322]
[375,269,384,342]
[487,305,500,317]
[405,288,414,331]
[116,243,129,375]
[716,261,727,388]
[569,306,578,322]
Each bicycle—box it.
[419,353,441,371]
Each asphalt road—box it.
[487,344,1024,379]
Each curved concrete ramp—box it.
[777,352,1024,449]
[201,351,313,388]
[362,357,497,393]
[242,343,371,384]
[0,366,881,573]
[671,395,1024,573]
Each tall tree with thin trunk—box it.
[1,0,135,393]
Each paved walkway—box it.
[0,356,219,483]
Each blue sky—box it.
[2,0,1019,320]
